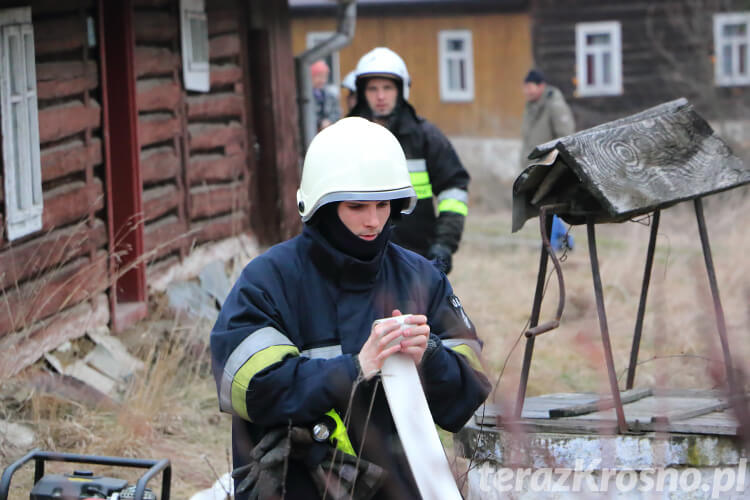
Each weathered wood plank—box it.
[38,101,101,144]
[0,219,106,291]
[36,61,96,82]
[188,122,244,152]
[133,10,177,43]
[41,139,102,182]
[41,178,104,232]
[144,215,188,258]
[143,183,181,222]
[190,212,247,244]
[140,146,181,184]
[134,46,180,78]
[210,64,242,87]
[189,181,244,219]
[137,79,182,112]
[187,153,245,185]
[549,387,652,418]
[186,93,244,119]
[207,8,239,36]
[0,252,107,335]
[34,16,85,55]
[0,294,109,379]
[210,33,240,60]
[37,71,99,101]
[138,114,181,147]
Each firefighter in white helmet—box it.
[349,47,470,275]
[211,117,490,499]
[341,70,357,113]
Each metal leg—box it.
[626,210,660,390]
[587,219,628,433]
[694,198,735,391]
[514,213,553,419]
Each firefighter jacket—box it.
[210,224,491,500]
[350,102,470,258]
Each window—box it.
[714,12,750,86]
[575,21,622,96]
[1,7,42,241]
[438,30,474,102]
[306,32,340,95]
[180,0,209,92]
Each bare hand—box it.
[358,310,430,379]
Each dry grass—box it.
[455,188,750,404]
[1,189,749,499]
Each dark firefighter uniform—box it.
[350,101,470,262]
[210,224,491,500]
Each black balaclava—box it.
[315,202,393,261]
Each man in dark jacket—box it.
[210,117,490,499]
[349,47,470,275]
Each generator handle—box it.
[0,448,171,500]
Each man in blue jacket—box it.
[210,117,490,499]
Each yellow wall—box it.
[292,13,532,138]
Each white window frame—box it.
[575,21,622,97]
[306,31,340,97]
[180,0,210,92]
[714,12,750,86]
[438,29,474,102]
[1,7,42,241]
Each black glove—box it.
[427,243,453,274]
[309,447,386,500]
[232,426,385,500]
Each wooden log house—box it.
[0,0,302,379]
[530,0,750,155]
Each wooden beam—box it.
[100,0,147,314]
[247,0,301,243]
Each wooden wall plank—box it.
[187,123,244,152]
[38,101,101,144]
[0,220,107,291]
[134,10,178,42]
[210,64,242,87]
[0,253,108,335]
[41,139,102,183]
[37,61,97,82]
[41,179,104,232]
[37,72,99,101]
[186,93,244,119]
[143,215,187,257]
[208,9,239,36]
[34,16,86,55]
[134,46,180,78]
[137,80,182,112]
[187,153,245,185]
[138,115,181,147]
[143,184,181,222]
[210,33,241,59]
[189,181,244,219]
[140,147,180,184]
[190,212,246,244]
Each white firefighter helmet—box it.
[341,70,356,92]
[354,47,411,100]
[297,117,417,222]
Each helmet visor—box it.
[303,187,417,222]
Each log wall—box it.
[0,0,109,337]
[132,0,252,278]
